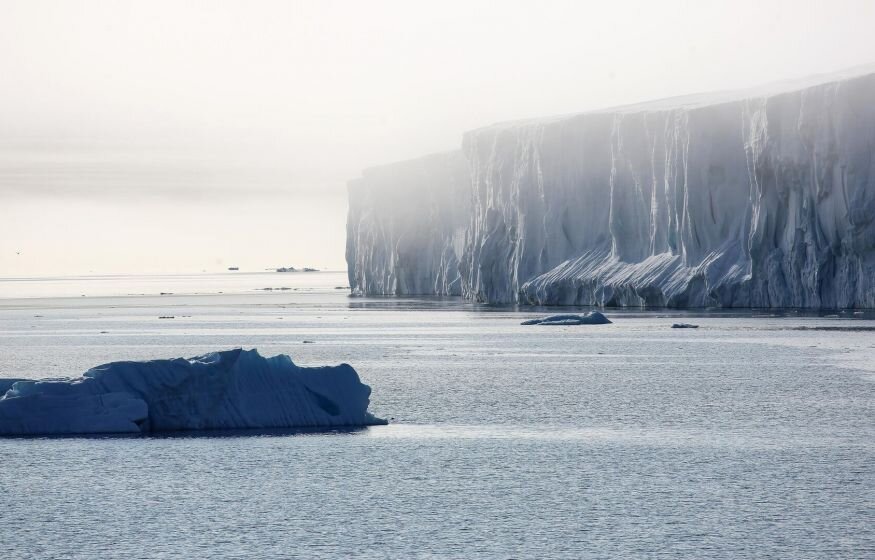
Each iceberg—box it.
[521,312,612,326]
[0,349,386,436]
[347,67,875,309]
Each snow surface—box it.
[521,312,612,326]
[347,68,875,308]
[0,349,386,436]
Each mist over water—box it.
[3,0,875,275]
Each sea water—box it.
[0,272,873,558]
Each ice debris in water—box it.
[0,348,386,436]
[521,312,612,326]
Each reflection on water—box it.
[366,423,853,449]
[1,425,373,441]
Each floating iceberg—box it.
[521,312,612,326]
[0,349,386,436]
[348,67,875,309]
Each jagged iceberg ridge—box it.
[347,68,875,308]
[0,349,386,436]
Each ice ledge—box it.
[467,63,875,134]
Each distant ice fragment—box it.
[521,312,612,326]
[0,349,385,436]
[671,323,699,329]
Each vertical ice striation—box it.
[346,151,470,296]
[347,69,875,308]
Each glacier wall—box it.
[346,151,470,296]
[347,71,875,308]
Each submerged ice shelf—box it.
[0,349,386,436]
[347,67,875,308]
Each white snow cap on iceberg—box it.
[0,349,386,436]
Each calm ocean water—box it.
[1,272,873,559]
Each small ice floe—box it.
[671,323,699,329]
[521,312,611,326]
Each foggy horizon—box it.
[3,0,875,276]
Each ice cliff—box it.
[0,349,386,435]
[346,151,471,296]
[347,68,875,308]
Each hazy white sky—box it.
[2,0,874,276]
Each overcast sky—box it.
[2,0,874,276]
